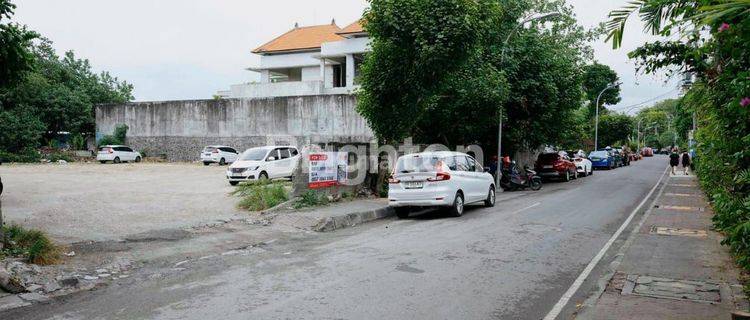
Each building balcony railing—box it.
[226,81,359,99]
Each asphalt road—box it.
[6,156,668,320]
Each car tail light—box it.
[212,149,219,154]
[553,160,565,168]
[388,177,400,184]
[107,148,113,154]
[427,172,451,182]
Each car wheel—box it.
[135,156,141,163]
[589,167,593,176]
[203,162,210,166]
[564,171,570,182]
[484,186,496,207]
[530,177,542,190]
[219,158,226,166]
[259,172,269,180]
[229,181,239,186]
[572,170,578,180]
[395,207,410,219]
[448,192,465,217]
[113,157,121,164]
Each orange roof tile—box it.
[337,20,365,35]
[252,23,344,54]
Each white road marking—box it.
[509,202,541,215]
[543,166,669,320]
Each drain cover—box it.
[622,275,721,303]
[650,226,707,237]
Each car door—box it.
[278,148,292,177]
[124,147,136,161]
[465,156,488,201]
[265,148,282,178]
[226,148,238,163]
[452,155,476,201]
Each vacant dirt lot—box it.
[0,162,245,243]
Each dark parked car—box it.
[599,148,623,167]
[535,152,578,181]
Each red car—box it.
[535,152,578,181]
[641,147,654,157]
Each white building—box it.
[218,20,369,99]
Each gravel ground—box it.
[0,162,245,243]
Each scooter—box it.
[499,164,542,191]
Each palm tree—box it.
[605,0,750,49]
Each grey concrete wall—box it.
[95,95,374,161]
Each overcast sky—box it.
[14,0,680,113]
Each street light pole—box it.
[495,12,560,191]
[594,82,622,151]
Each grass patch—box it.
[294,190,330,209]
[231,180,289,211]
[1,224,60,265]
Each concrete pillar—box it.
[346,54,355,88]
[320,59,326,89]
[260,70,271,83]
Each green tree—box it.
[358,0,596,157]
[597,113,633,147]
[582,62,621,117]
[0,0,37,88]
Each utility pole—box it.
[594,82,622,150]
[495,11,561,192]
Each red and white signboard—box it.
[308,152,348,189]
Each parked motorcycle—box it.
[500,163,542,191]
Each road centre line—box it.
[509,202,541,215]
[542,166,669,320]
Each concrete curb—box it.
[313,206,395,232]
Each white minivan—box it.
[201,146,239,166]
[97,145,142,164]
[388,152,495,218]
[226,146,300,185]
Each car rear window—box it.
[395,155,441,173]
[538,153,559,162]
[590,151,608,157]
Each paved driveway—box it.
[0,162,244,243]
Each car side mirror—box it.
[484,167,490,173]
[266,157,276,161]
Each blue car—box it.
[589,150,615,170]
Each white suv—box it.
[388,152,495,218]
[226,146,300,186]
[201,146,239,166]
[97,145,142,164]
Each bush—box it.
[231,180,289,211]
[294,190,330,209]
[1,224,60,265]
[0,148,41,163]
[98,124,128,146]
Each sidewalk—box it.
[273,198,394,232]
[578,169,748,319]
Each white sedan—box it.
[388,151,495,218]
[572,152,593,176]
[97,145,142,164]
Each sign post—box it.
[308,152,348,189]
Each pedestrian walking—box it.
[681,151,691,175]
[669,147,680,175]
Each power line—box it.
[611,88,681,114]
